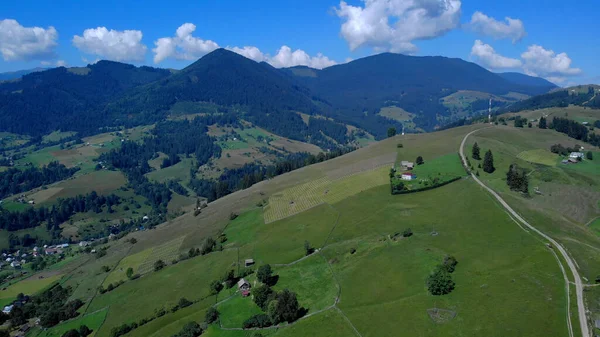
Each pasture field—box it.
[400,153,466,190]
[0,274,62,301]
[0,225,52,250]
[102,249,152,286]
[146,158,194,183]
[467,126,600,279]
[218,294,264,328]
[517,149,559,166]
[35,308,108,337]
[42,131,77,143]
[377,106,418,130]
[562,151,599,175]
[263,166,389,223]
[86,249,238,337]
[137,236,185,274]
[501,105,600,125]
[589,218,600,237]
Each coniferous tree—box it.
[482,150,495,173]
[538,116,547,129]
[416,156,424,165]
[471,142,481,160]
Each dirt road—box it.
[460,128,589,337]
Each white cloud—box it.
[56,60,67,67]
[470,40,521,69]
[226,46,267,62]
[0,19,58,61]
[335,0,461,53]
[73,27,147,62]
[268,46,337,69]
[152,23,219,63]
[521,45,581,83]
[468,11,526,43]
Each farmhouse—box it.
[569,152,584,160]
[244,259,255,267]
[2,305,13,314]
[400,161,414,170]
[401,173,417,181]
[237,278,251,292]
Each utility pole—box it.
[488,98,492,124]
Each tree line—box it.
[189,147,356,201]
[0,162,79,200]
[550,117,600,147]
[0,191,121,232]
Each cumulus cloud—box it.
[521,45,581,83]
[268,46,337,69]
[225,45,336,69]
[0,19,58,61]
[73,27,147,62]
[335,0,462,53]
[470,40,521,69]
[226,46,267,62]
[468,11,526,43]
[152,23,219,63]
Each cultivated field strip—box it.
[263,177,330,223]
[137,236,185,274]
[264,166,389,223]
[326,153,396,179]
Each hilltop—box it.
[0,49,555,140]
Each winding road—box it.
[459,128,590,337]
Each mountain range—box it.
[0,49,558,141]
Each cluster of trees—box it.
[189,147,355,202]
[0,191,121,232]
[60,325,92,337]
[506,164,529,194]
[244,288,302,328]
[538,116,547,129]
[0,162,79,199]
[9,285,83,328]
[170,321,204,337]
[550,117,600,147]
[513,116,527,128]
[307,117,348,144]
[550,144,581,156]
[427,256,458,295]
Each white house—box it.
[401,173,416,181]
[2,305,13,314]
[569,152,584,160]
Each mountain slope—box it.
[283,53,553,131]
[0,67,47,81]
[0,62,172,136]
[497,72,557,90]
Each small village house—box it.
[569,152,584,160]
[244,259,255,267]
[401,173,416,181]
[400,161,414,170]
[2,305,13,314]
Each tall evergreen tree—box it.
[538,116,547,129]
[482,150,495,173]
[471,142,481,160]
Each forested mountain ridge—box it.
[497,72,557,89]
[0,49,557,139]
[500,85,600,113]
[0,61,172,136]
[282,53,555,131]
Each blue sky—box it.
[0,0,597,86]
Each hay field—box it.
[517,149,559,166]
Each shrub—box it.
[402,228,413,237]
[427,268,455,295]
[243,314,272,329]
[416,156,424,165]
[154,260,166,272]
[257,264,273,284]
[210,280,223,295]
[252,285,274,311]
[205,307,219,324]
[178,297,192,309]
[442,255,458,273]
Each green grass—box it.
[517,149,560,166]
[217,294,264,328]
[146,158,194,183]
[0,274,62,301]
[87,249,238,337]
[409,153,466,182]
[588,218,600,237]
[43,131,77,143]
[102,249,152,285]
[272,309,357,337]
[36,308,108,337]
[0,226,52,250]
[273,255,338,313]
